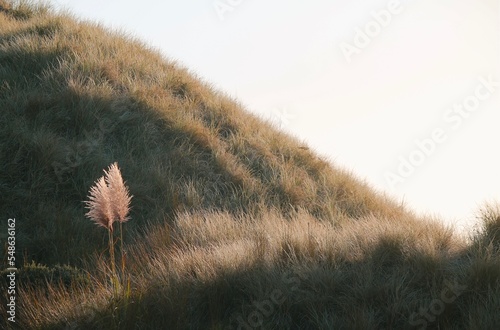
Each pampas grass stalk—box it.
[85,162,132,296]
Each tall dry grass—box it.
[4,207,499,329]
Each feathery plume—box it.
[85,176,114,231]
[84,162,132,230]
[105,162,132,223]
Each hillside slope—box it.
[1,2,499,329]
[0,1,406,265]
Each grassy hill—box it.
[1,2,499,329]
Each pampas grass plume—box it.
[84,162,132,295]
[85,162,132,231]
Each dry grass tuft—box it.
[0,0,11,12]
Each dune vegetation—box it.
[1,1,499,329]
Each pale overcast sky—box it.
[49,0,499,232]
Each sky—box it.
[49,0,499,232]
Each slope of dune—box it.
[0,0,407,265]
[1,2,499,329]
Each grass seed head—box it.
[85,162,132,231]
